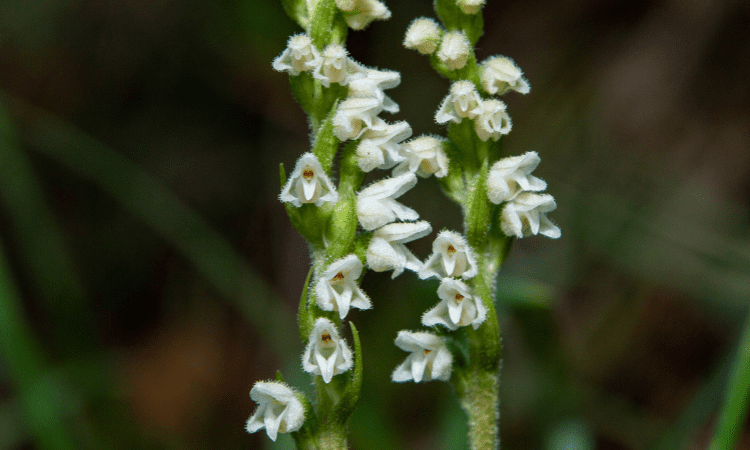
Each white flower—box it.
[481,56,530,95]
[403,18,442,55]
[246,381,305,441]
[393,136,450,178]
[312,44,360,87]
[501,192,561,239]
[356,120,412,172]
[457,0,485,14]
[419,230,478,280]
[366,221,432,278]
[302,317,353,383]
[279,153,338,207]
[348,68,401,114]
[423,278,487,330]
[356,173,419,231]
[332,97,384,140]
[486,151,547,204]
[474,99,512,141]
[437,31,470,70]
[315,254,371,320]
[391,331,453,382]
[338,0,391,30]
[435,80,482,124]
[272,34,321,76]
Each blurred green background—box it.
[1,0,749,449]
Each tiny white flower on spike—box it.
[279,153,338,207]
[367,221,432,278]
[356,173,419,231]
[437,31,471,70]
[419,230,478,280]
[486,151,547,204]
[393,135,450,178]
[403,18,442,55]
[348,68,401,114]
[333,97,385,140]
[315,254,371,320]
[474,99,512,141]
[391,331,453,383]
[339,0,391,30]
[246,381,305,441]
[435,80,483,124]
[272,34,321,76]
[423,278,487,330]
[481,56,530,95]
[356,120,412,172]
[302,317,353,383]
[312,44,360,87]
[501,192,561,239]
[457,0,485,14]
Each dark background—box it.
[1,0,749,449]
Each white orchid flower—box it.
[486,151,547,204]
[480,55,530,95]
[366,221,432,278]
[356,120,412,172]
[246,381,305,441]
[391,331,453,383]
[315,254,371,320]
[356,173,419,231]
[501,192,561,239]
[393,135,450,178]
[474,99,512,142]
[423,278,487,330]
[435,80,483,124]
[437,31,471,70]
[272,34,321,76]
[279,153,338,207]
[419,230,478,280]
[302,317,353,383]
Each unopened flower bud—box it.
[457,0,485,14]
[403,18,442,55]
[437,31,470,70]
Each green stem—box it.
[709,311,750,450]
[455,367,500,450]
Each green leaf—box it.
[353,232,373,264]
[465,161,490,251]
[298,267,315,342]
[279,162,287,187]
[334,321,363,422]
[448,119,479,172]
[310,0,338,49]
[312,104,341,175]
[325,191,357,262]
[438,141,466,203]
[286,202,325,247]
[281,0,310,30]
[276,370,286,383]
[289,72,317,117]
[434,0,484,45]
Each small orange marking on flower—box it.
[302,168,315,180]
[446,244,456,255]
[455,293,464,300]
[424,349,432,354]
[331,272,345,281]
[321,333,331,342]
